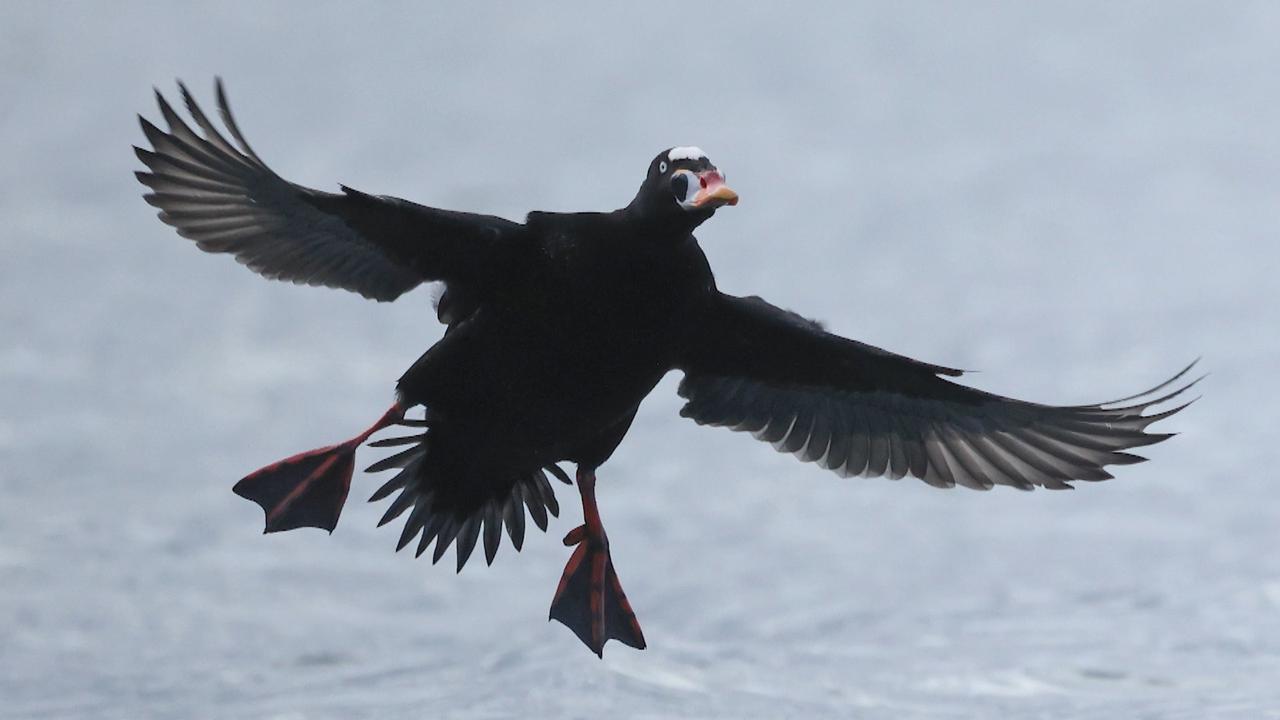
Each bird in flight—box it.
[135,80,1197,657]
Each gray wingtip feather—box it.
[214,77,263,163]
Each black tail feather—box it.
[376,473,419,526]
[504,495,527,551]
[523,480,551,532]
[367,434,424,448]
[455,519,481,572]
[415,513,444,559]
[432,517,459,564]
[482,502,503,565]
[365,441,427,473]
[368,456,561,570]
[545,464,573,485]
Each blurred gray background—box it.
[2,2,1278,718]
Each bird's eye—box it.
[658,160,668,174]
[670,172,689,202]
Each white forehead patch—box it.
[667,146,707,162]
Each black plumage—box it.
[136,80,1197,657]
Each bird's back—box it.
[397,211,711,458]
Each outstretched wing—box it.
[134,79,521,302]
[676,293,1198,490]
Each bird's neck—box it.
[618,202,706,241]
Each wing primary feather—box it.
[1066,360,1201,409]
[935,426,995,490]
[917,426,953,488]
[135,170,244,196]
[145,100,253,177]
[965,432,1037,490]
[1034,421,1169,452]
[138,114,225,174]
[985,431,1077,488]
[134,145,234,186]
[1079,375,1204,416]
[155,206,262,224]
[1130,398,1199,427]
[1010,430,1114,480]
[214,78,267,164]
[178,79,261,163]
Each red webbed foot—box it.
[232,403,404,533]
[548,469,645,656]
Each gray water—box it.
[3,3,1279,718]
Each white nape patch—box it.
[667,146,707,162]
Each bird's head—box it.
[627,146,738,229]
